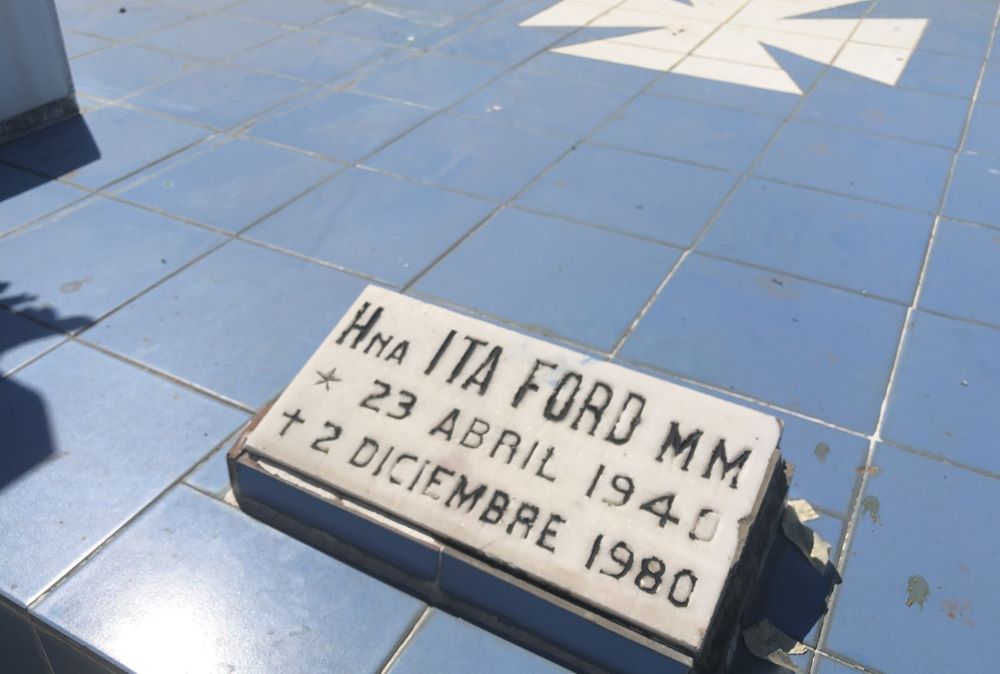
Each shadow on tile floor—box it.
[0,283,91,492]
[0,113,100,193]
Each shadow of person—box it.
[0,282,91,493]
[0,113,99,197]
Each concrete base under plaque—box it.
[229,406,788,674]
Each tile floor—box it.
[2,0,999,672]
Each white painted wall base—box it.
[0,0,77,143]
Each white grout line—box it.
[811,1,1000,668]
[377,605,431,674]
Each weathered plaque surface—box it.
[243,286,784,663]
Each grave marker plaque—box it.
[231,286,787,672]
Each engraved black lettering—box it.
[490,429,520,464]
[385,340,408,364]
[459,417,490,449]
[360,380,391,413]
[425,329,456,375]
[505,503,539,539]
[668,570,698,607]
[422,465,455,500]
[656,421,703,470]
[511,359,557,408]
[703,439,752,489]
[350,437,380,467]
[445,475,487,513]
[279,409,305,437]
[386,389,417,420]
[601,541,634,579]
[389,453,418,485]
[372,446,395,477]
[689,509,720,542]
[544,371,583,421]
[639,494,680,528]
[310,421,342,453]
[518,440,538,469]
[478,490,510,525]
[605,392,645,445]
[429,408,460,441]
[364,332,392,357]
[336,302,383,349]
[448,336,487,384]
[462,345,502,396]
[535,446,557,482]
[570,380,613,434]
[536,513,565,553]
[407,459,430,491]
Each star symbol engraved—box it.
[315,367,343,391]
[520,0,929,94]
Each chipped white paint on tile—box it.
[519,0,929,94]
[245,286,783,652]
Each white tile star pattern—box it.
[521,0,929,93]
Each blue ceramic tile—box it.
[812,656,862,673]
[456,70,634,136]
[368,0,494,27]
[883,311,1000,474]
[518,143,736,247]
[980,67,1000,105]
[964,101,1000,157]
[414,208,679,349]
[316,6,438,44]
[355,52,504,108]
[755,122,954,211]
[825,444,1000,673]
[62,31,110,59]
[518,51,658,92]
[139,14,287,61]
[127,64,309,130]
[651,51,825,118]
[389,610,569,674]
[113,138,339,232]
[185,445,234,497]
[34,485,425,673]
[365,113,572,201]
[871,0,996,59]
[0,342,247,605]
[879,50,982,100]
[0,166,86,235]
[621,255,906,431]
[0,309,68,376]
[226,0,355,27]
[0,601,47,674]
[921,220,1000,326]
[89,240,369,407]
[70,44,201,100]
[246,168,493,285]
[248,91,432,162]
[944,152,1000,228]
[700,178,933,302]
[594,95,782,171]
[434,16,568,65]
[60,1,193,40]
[797,76,968,148]
[767,414,866,518]
[0,197,223,328]
[0,105,207,189]
[232,30,391,82]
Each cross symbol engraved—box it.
[280,409,306,437]
[315,367,343,391]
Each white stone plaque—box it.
[244,286,783,656]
